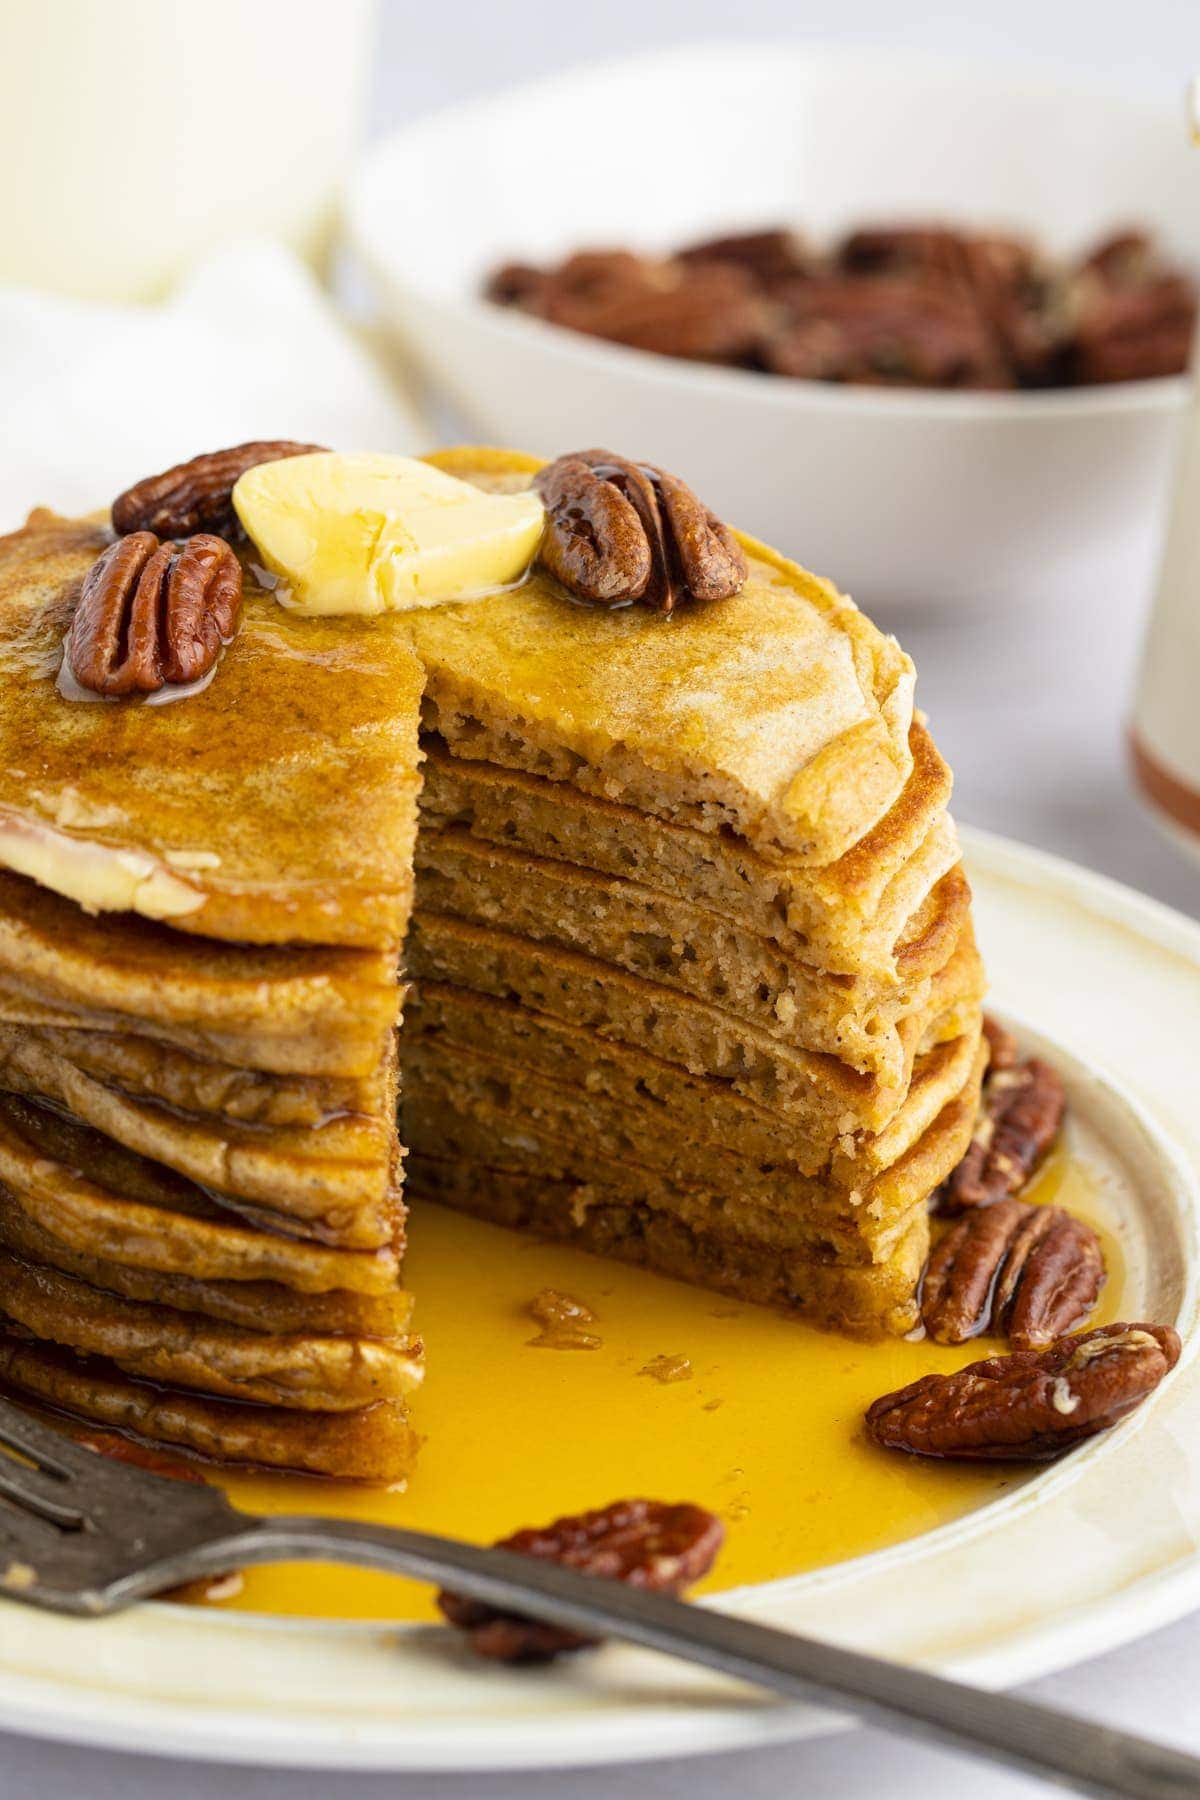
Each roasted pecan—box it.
[112,440,326,540]
[939,1050,1066,1212]
[485,223,1193,389]
[65,531,242,697]
[1080,230,1158,286]
[487,246,768,364]
[437,1499,724,1662]
[485,261,552,307]
[981,1013,1019,1072]
[534,449,747,614]
[526,1287,601,1350]
[922,1198,1104,1348]
[866,1322,1180,1461]
[676,227,810,290]
[1071,274,1196,384]
[959,236,1067,385]
[546,261,767,364]
[837,225,972,281]
[760,276,1012,388]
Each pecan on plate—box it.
[866,1322,1180,1462]
[112,439,326,540]
[922,1198,1104,1349]
[938,1045,1066,1213]
[981,1012,1019,1072]
[65,531,242,697]
[534,449,748,614]
[437,1498,724,1663]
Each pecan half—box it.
[437,1499,724,1662]
[760,275,1012,389]
[534,449,747,614]
[490,248,767,364]
[866,1322,1180,1461]
[981,1013,1019,1072]
[922,1198,1104,1348]
[676,227,810,290]
[1071,274,1196,384]
[112,440,326,540]
[939,1049,1066,1212]
[65,531,242,697]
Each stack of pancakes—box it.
[0,511,425,1477]
[401,462,986,1336]
[0,451,986,1477]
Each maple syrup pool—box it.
[193,1149,1124,1623]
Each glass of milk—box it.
[0,0,377,300]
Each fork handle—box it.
[187,1514,1200,1800]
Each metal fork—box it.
[0,1401,1194,1797]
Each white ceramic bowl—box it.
[349,45,1200,614]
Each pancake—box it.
[0,869,400,1077]
[0,510,423,947]
[0,1023,369,1126]
[402,1041,983,1265]
[409,910,985,1137]
[401,1028,984,1236]
[418,719,959,978]
[0,1022,396,1241]
[0,1195,409,1336]
[409,1161,930,1337]
[0,1339,417,1479]
[412,448,915,866]
[408,980,982,1179]
[0,1095,403,1294]
[0,1252,422,1411]
[415,826,970,1073]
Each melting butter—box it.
[233,452,545,617]
[0,812,204,919]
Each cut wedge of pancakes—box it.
[0,447,985,1477]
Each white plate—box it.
[1,826,1199,1772]
[348,46,1200,613]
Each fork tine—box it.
[0,1455,88,1529]
[0,1398,92,1479]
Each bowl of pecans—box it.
[349,45,1200,611]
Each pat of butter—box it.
[233,452,545,616]
[0,812,204,919]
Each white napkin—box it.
[0,239,426,530]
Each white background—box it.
[7,1,1200,1794]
